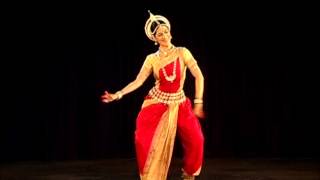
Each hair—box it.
[151,20,167,35]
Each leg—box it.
[177,99,204,178]
[134,103,167,175]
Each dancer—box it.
[102,11,205,180]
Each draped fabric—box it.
[134,47,204,180]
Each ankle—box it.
[181,172,195,180]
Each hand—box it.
[101,91,118,103]
[193,103,205,119]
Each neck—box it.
[158,44,175,57]
[159,43,174,51]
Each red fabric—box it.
[134,98,204,175]
[134,57,204,175]
[177,98,204,175]
[158,58,181,93]
[134,103,168,173]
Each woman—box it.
[101,11,205,180]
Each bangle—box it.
[116,91,123,100]
[194,98,203,104]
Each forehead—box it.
[156,25,170,33]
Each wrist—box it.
[194,103,203,108]
[116,91,123,100]
[194,98,203,104]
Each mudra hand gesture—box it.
[193,103,205,119]
[101,91,123,103]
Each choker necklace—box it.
[159,45,175,57]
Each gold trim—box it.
[148,86,186,104]
[141,99,158,109]
[140,103,179,180]
[149,47,188,92]
[193,166,202,176]
[181,167,201,180]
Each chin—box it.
[161,42,170,46]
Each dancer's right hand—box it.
[101,91,118,103]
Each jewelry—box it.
[161,59,177,83]
[148,86,186,104]
[116,91,123,100]
[194,98,203,104]
[158,45,174,57]
[145,10,171,42]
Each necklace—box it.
[161,60,177,83]
[159,45,175,57]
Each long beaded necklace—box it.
[158,45,177,83]
[161,59,177,83]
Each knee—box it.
[134,132,141,145]
[197,132,204,146]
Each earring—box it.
[154,41,158,45]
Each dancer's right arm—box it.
[101,55,153,103]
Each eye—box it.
[156,33,163,37]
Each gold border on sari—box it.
[140,103,179,180]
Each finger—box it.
[195,111,205,119]
[102,92,110,97]
[102,99,109,103]
[105,95,113,99]
[101,95,109,99]
[103,91,110,96]
[102,93,112,99]
[199,112,206,119]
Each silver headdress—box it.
[144,10,171,41]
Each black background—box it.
[2,3,318,162]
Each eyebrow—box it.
[156,33,163,37]
[157,30,168,34]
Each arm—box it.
[189,64,204,102]
[102,56,153,103]
[189,63,205,119]
[182,47,205,118]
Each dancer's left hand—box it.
[193,103,205,119]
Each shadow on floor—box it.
[0,158,319,180]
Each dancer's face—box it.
[154,25,172,47]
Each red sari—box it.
[134,47,204,180]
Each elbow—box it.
[200,74,204,81]
[134,79,144,88]
[196,74,204,82]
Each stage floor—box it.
[1,158,319,179]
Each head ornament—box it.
[144,10,171,41]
